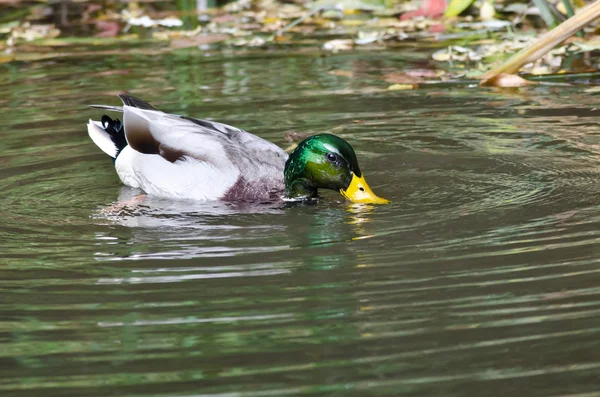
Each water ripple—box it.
[2,52,600,397]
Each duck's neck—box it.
[284,152,318,200]
[285,178,318,200]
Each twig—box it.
[481,0,600,80]
[277,5,342,36]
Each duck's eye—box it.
[326,153,337,162]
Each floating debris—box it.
[122,11,183,29]
[387,83,418,90]
[6,23,60,46]
[480,73,537,87]
[1,0,599,81]
[323,39,354,52]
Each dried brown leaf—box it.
[383,71,423,84]
[90,69,131,77]
[387,83,418,90]
[94,21,120,38]
[323,39,354,52]
[171,34,229,49]
[479,73,536,87]
[328,70,354,77]
[212,14,237,24]
[405,69,440,78]
[0,55,14,64]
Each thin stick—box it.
[277,5,343,36]
[481,0,600,80]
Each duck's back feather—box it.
[119,94,159,110]
[93,95,289,201]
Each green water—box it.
[2,49,600,396]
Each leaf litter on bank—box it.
[2,0,600,83]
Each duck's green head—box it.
[284,134,389,204]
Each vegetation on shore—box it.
[2,0,600,83]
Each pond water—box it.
[2,48,600,397]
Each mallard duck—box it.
[87,95,389,204]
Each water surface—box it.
[2,49,600,397]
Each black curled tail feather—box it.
[101,115,128,158]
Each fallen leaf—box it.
[247,37,266,47]
[313,0,384,12]
[322,9,344,20]
[94,20,120,38]
[480,0,496,20]
[480,73,536,87]
[0,55,14,64]
[212,14,238,24]
[387,83,418,90]
[0,21,19,34]
[90,69,131,77]
[171,34,229,48]
[570,39,600,53]
[224,0,252,13]
[428,23,446,33]
[328,70,354,77]
[432,45,482,62]
[323,39,354,52]
[340,19,366,27]
[530,65,552,75]
[503,3,530,14]
[383,71,423,84]
[444,0,474,17]
[9,23,61,43]
[405,68,439,78]
[401,0,447,19]
[273,35,291,42]
[354,31,381,45]
[126,15,183,28]
[373,17,402,27]
[432,50,451,62]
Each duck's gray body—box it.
[87,95,288,201]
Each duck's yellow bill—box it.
[340,174,390,204]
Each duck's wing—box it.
[120,95,287,171]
